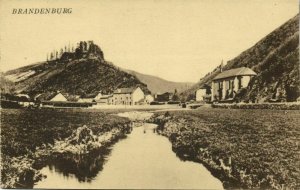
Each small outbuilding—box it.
[196,84,211,102]
[78,91,102,103]
[145,94,154,104]
[49,92,68,102]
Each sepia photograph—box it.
[0,0,299,189]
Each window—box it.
[238,77,242,89]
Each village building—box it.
[35,91,68,103]
[97,94,113,105]
[38,92,96,108]
[196,84,211,102]
[145,94,154,104]
[113,87,144,105]
[211,67,257,101]
[49,92,68,102]
[78,91,102,103]
[154,92,173,102]
[67,95,80,102]
[196,88,206,101]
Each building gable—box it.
[132,87,144,104]
[50,93,67,102]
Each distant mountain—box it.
[181,14,299,102]
[125,70,194,94]
[3,41,150,96]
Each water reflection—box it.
[48,149,110,183]
[35,124,223,189]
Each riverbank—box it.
[149,108,300,189]
[212,102,300,110]
[0,109,132,188]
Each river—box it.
[34,113,223,189]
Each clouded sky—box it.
[0,0,298,82]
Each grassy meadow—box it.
[0,108,131,188]
[151,108,300,189]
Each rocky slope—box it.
[3,42,150,96]
[181,14,299,102]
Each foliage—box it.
[180,14,299,102]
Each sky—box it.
[0,0,298,82]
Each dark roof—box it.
[100,95,113,99]
[199,83,211,89]
[157,92,173,96]
[113,87,137,94]
[213,67,257,80]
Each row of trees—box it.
[47,43,75,61]
[46,41,103,61]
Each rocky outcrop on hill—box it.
[3,41,150,96]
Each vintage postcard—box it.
[0,0,299,189]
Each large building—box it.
[211,67,257,101]
[113,87,144,105]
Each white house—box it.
[145,94,154,104]
[97,94,113,105]
[196,84,212,102]
[113,87,144,105]
[49,92,68,102]
[94,92,102,100]
[196,88,206,101]
[78,91,102,103]
[211,67,257,101]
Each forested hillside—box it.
[181,14,299,102]
[3,41,150,96]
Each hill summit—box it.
[3,41,150,96]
